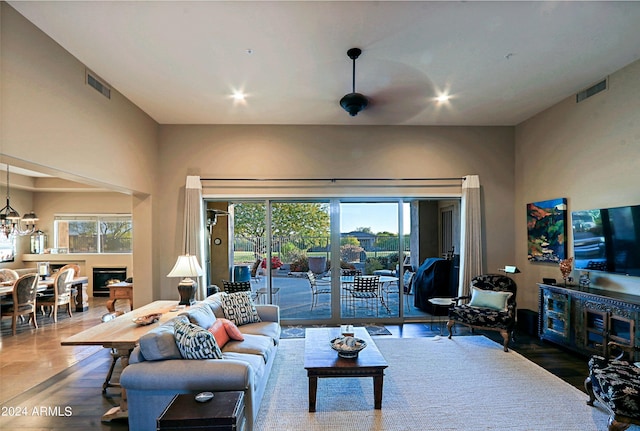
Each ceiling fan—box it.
[339,48,369,116]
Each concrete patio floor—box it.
[242,271,433,322]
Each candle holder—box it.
[37,261,50,281]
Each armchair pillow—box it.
[221,291,262,326]
[468,286,513,311]
[174,319,223,360]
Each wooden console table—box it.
[61,300,182,422]
[106,281,133,312]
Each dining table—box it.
[0,276,90,311]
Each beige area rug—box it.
[255,336,613,431]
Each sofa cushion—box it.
[179,302,217,329]
[174,319,223,360]
[138,317,184,361]
[221,351,267,386]
[222,334,274,363]
[221,291,262,326]
[239,321,281,344]
[204,292,228,318]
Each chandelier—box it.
[0,165,38,238]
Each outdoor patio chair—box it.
[221,280,252,294]
[306,271,331,310]
[250,258,262,283]
[347,275,381,317]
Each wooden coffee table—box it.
[304,327,388,412]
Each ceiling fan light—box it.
[340,92,368,116]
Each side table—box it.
[106,281,133,313]
[157,391,245,431]
[428,297,455,335]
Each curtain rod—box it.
[200,177,465,182]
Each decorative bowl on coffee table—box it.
[330,336,367,359]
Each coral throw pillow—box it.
[208,318,245,347]
[208,319,230,348]
[220,318,244,341]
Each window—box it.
[0,234,15,262]
[54,215,132,253]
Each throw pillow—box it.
[207,319,230,348]
[220,318,245,341]
[207,318,245,347]
[468,287,513,311]
[220,291,262,326]
[174,319,223,360]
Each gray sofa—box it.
[120,293,280,431]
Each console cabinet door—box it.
[582,307,607,356]
[540,289,570,342]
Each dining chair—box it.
[0,268,20,284]
[36,268,75,322]
[59,263,81,279]
[0,273,39,335]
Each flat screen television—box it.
[572,204,640,277]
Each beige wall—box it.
[0,3,158,306]
[9,1,639,315]
[156,125,516,299]
[515,59,640,310]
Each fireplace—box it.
[93,267,127,297]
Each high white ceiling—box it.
[8,1,640,126]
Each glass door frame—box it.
[211,197,422,326]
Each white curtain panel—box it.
[183,176,206,300]
[459,175,482,297]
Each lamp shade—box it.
[167,254,203,278]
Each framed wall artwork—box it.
[527,197,567,263]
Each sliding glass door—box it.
[223,197,457,324]
[339,202,407,320]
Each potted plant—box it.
[262,256,283,276]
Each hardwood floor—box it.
[1,297,591,430]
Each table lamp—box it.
[167,254,203,305]
[499,265,521,274]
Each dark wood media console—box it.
[538,283,640,361]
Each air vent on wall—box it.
[576,78,607,103]
[85,69,111,99]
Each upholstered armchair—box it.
[586,342,640,431]
[447,274,517,352]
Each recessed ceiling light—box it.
[435,94,450,103]
[231,90,246,101]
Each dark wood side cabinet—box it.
[157,391,245,431]
[538,283,640,360]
